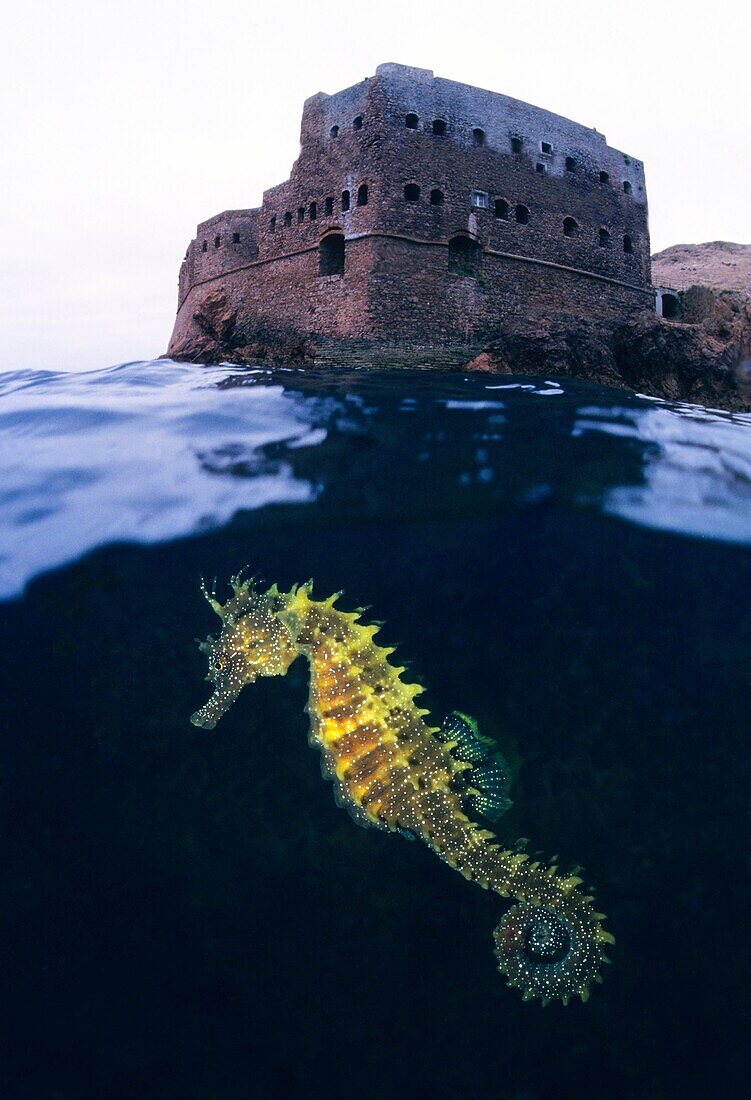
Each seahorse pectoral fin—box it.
[190,682,243,729]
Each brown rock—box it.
[651,242,751,295]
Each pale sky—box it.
[3,0,750,372]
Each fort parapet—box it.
[168,63,653,365]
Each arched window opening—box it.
[430,188,444,206]
[324,197,334,216]
[330,125,339,138]
[662,293,680,320]
[341,190,350,212]
[515,204,530,224]
[357,183,368,206]
[623,180,632,195]
[202,241,207,252]
[214,235,221,248]
[565,156,576,171]
[494,198,510,219]
[472,127,485,147]
[309,202,317,220]
[297,207,305,224]
[353,115,363,131]
[269,217,276,233]
[599,227,610,246]
[284,212,292,228]
[432,119,446,136]
[404,183,420,202]
[563,216,579,238]
[405,113,419,129]
[599,171,609,184]
[511,136,523,153]
[623,234,634,254]
[448,235,481,277]
[232,232,240,243]
[319,232,345,277]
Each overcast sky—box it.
[3,0,749,372]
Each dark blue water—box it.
[1,362,750,1098]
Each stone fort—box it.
[168,63,654,366]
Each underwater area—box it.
[1,360,750,1098]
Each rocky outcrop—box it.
[612,286,751,409]
[471,285,751,410]
[168,289,317,366]
[465,243,751,410]
[472,243,747,411]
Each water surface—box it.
[1,361,749,1098]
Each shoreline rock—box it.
[165,243,751,412]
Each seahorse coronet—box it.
[190,577,611,1005]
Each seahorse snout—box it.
[190,680,243,729]
[191,642,249,729]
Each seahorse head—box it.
[191,578,297,730]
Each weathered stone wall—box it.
[171,237,376,356]
[177,210,260,302]
[169,63,652,360]
[362,236,650,341]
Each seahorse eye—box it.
[213,652,228,672]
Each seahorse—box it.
[190,575,614,1005]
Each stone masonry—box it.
[167,63,653,366]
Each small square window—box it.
[232,232,240,243]
[471,190,488,209]
[541,141,553,155]
[536,163,546,174]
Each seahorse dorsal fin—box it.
[437,712,513,823]
[467,760,513,822]
[439,711,496,763]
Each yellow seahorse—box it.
[190,575,613,1005]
